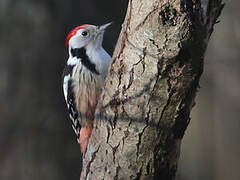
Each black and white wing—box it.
[62,65,81,142]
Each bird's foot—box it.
[79,128,93,154]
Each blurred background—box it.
[0,0,239,180]
[177,1,240,180]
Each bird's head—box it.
[65,22,112,50]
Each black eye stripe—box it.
[81,31,88,36]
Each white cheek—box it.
[69,36,86,48]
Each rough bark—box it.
[80,0,224,179]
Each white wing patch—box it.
[67,57,79,66]
[63,74,71,104]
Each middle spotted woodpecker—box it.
[62,23,112,153]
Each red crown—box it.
[65,25,87,47]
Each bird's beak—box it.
[98,22,112,32]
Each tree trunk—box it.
[80,0,224,179]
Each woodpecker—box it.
[62,23,112,153]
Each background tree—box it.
[80,0,224,179]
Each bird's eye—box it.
[81,31,88,36]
